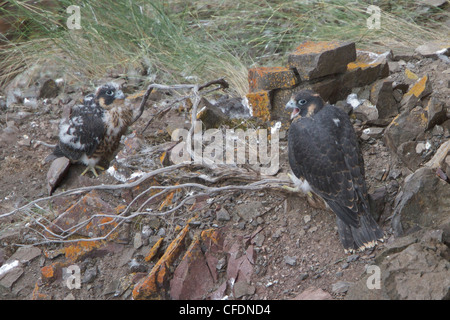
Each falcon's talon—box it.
[80,165,105,178]
[282,185,300,192]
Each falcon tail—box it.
[336,213,385,253]
[44,145,65,164]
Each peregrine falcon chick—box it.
[49,82,133,177]
[285,90,384,253]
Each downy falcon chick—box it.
[49,83,133,177]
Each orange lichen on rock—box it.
[405,75,430,98]
[248,67,297,92]
[31,282,50,300]
[246,91,271,122]
[145,237,164,262]
[292,40,343,55]
[132,223,190,300]
[200,228,220,245]
[288,41,356,80]
[41,262,62,283]
[347,61,372,71]
[64,240,104,262]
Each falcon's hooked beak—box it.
[115,90,125,100]
[285,98,300,120]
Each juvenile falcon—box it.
[49,82,133,177]
[285,90,384,253]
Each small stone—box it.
[298,273,309,281]
[128,257,147,273]
[63,293,76,300]
[353,100,379,121]
[303,215,311,224]
[46,157,71,195]
[216,208,231,221]
[362,127,384,139]
[284,255,297,266]
[347,254,359,263]
[332,281,353,294]
[293,287,332,300]
[82,266,98,284]
[196,97,228,130]
[133,233,143,249]
[234,281,256,299]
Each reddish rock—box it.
[169,237,214,300]
[49,190,119,239]
[47,156,70,195]
[170,228,226,300]
[41,262,62,283]
[133,223,190,300]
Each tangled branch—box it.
[2,78,289,246]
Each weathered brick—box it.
[288,41,356,80]
[246,90,271,122]
[248,67,297,92]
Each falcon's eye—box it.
[106,90,114,96]
[298,99,307,105]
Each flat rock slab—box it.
[288,41,356,80]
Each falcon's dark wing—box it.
[288,104,368,228]
[56,103,105,161]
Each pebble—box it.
[303,215,311,224]
[331,281,352,294]
[216,207,231,221]
[284,255,297,266]
[298,273,309,281]
[133,233,143,249]
[82,266,98,284]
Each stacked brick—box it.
[246,40,390,122]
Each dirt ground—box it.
[0,52,448,300]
